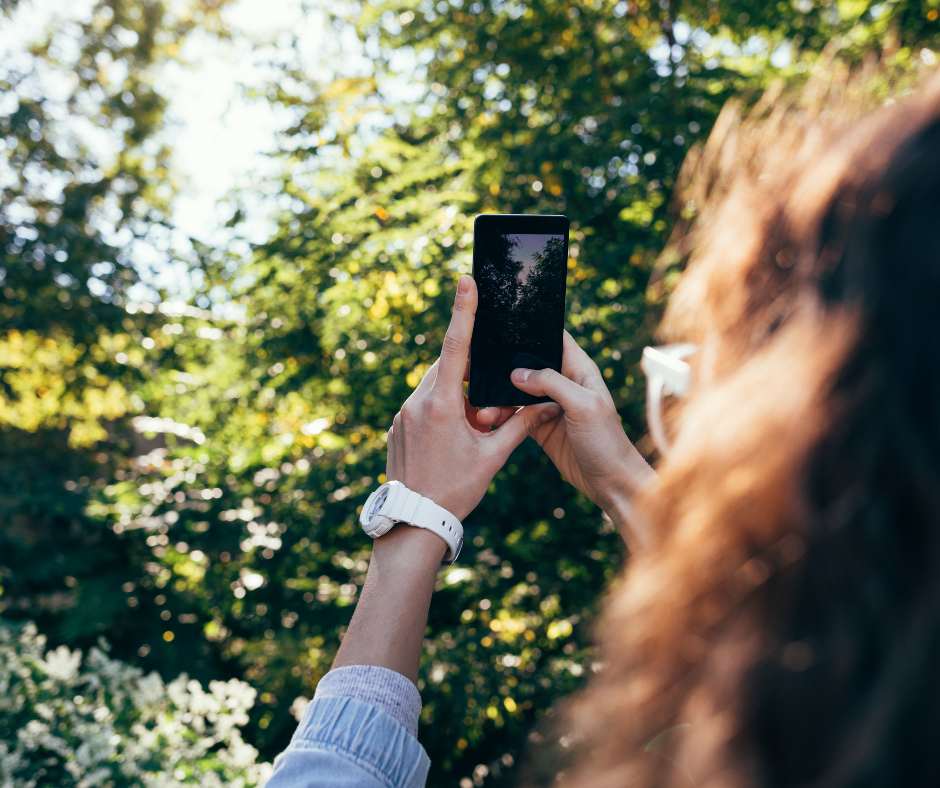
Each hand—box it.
[386,275,531,522]
[479,331,656,550]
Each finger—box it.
[560,330,592,376]
[486,401,560,456]
[561,331,609,396]
[436,275,477,391]
[514,402,563,444]
[463,394,490,434]
[464,359,470,383]
[476,407,499,425]
[476,406,516,427]
[533,402,562,425]
[511,366,594,413]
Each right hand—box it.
[479,332,656,549]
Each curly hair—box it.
[526,64,940,788]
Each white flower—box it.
[40,645,81,682]
[1,620,271,787]
[133,671,166,709]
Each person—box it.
[267,65,940,788]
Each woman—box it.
[268,66,940,788]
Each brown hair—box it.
[527,62,940,787]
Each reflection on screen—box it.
[472,232,567,406]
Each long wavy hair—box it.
[526,61,940,787]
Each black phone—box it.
[468,213,569,407]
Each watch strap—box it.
[385,486,463,564]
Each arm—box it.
[333,274,531,681]
[271,276,530,788]
[266,539,437,786]
[331,525,444,683]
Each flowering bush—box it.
[0,621,271,788]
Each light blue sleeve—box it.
[266,667,430,788]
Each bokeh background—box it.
[1,0,937,785]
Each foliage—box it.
[0,619,270,788]
[1,0,938,787]
[0,0,226,446]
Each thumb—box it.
[511,367,589,413]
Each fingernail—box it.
[540,406,561,423]
[457,275,470,294]
[512,368,533,383]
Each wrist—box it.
[388,477,469,522]
[595,449,657,551]
[372,523,448,567]
[362,480,464,563]
[599,488,634,528]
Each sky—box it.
[142,0,343,301]
[511,234,564,285]
[159,0,408,299]
[2,0,345,300]
[162,0,344,246]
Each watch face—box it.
[366,484,389,522]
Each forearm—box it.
[332,525,446,684]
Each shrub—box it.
[0,621,271,788]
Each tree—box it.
[473,232,522,355]
[0,0,204,446]
[2,0,938,786]
[0,0,237,722]
[517,235,567,320]
[476,232,522,318]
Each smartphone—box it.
[469,213,569,407]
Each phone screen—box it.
[469,214,569,407]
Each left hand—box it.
[477,330,656,550]
[386,275,535,521]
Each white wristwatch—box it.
[360,481,463,564]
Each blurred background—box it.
[0,0,937,785]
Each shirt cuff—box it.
[275,695,430,788]
[315,665,422,738]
